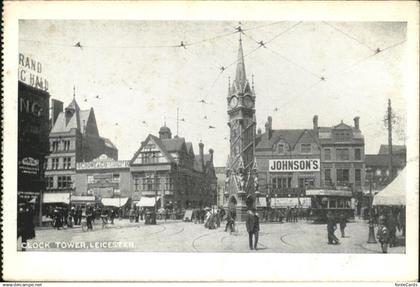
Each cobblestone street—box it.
[22,219,405,253]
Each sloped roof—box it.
[334,121,353,129]
[256,129,318,150]
[161,137,186,152]
[365,154,406,168]
[130,134,176,165]
[66,98,80,111]
[103,138,117,149]
[378,145,406,155]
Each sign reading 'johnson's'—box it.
[269,159,320,172]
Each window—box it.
[63,140,71,151]
[298,177,315,188]
[134,177,140,192]
[112,174,120,182]
[325,169,332,185]
[300,144,311,153]
[272,177,292,189]
[46,176,54,189]
[355,148,361,160]
[141,152,159,164]
[324,149,331,160]
[277,144,284,154]
[336,148,349,160]
[63,157,71,169]
[87,175,94,184]
[355,169,361,185]
[165,175,173,190]
[336,169,350,183]
[52,158,59,170]
[51,141,59,152]
[58,176,72,189]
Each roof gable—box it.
[130,135,174,165]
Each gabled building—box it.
[44,92,118,196]
[254,116,322,198]
[129,125,217,210]
[365,144,406,191]
[318,116,365,193]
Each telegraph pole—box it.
[387,99,393,181]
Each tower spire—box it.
[235,35,247,88]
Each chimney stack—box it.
[313,115,318,131]
[199,142,204,171]
[209,148,214,163]
[266,116,273,139]
[354,116,360,130]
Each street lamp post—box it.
[367,168,377,243]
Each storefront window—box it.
[336,148,350,160]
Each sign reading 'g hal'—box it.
[269,159,320,172]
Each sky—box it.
[19,20,407,166]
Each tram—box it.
[306,189,355,222]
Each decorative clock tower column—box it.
[225,36,257,219]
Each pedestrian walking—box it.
[377,215,390,253]
[326,211,340,245]
[387,209,397,247]
[246,208,260,250]
[86,205,94,231]
[53,207,63,230]
[339,212,347,238]
[224,209,235,233]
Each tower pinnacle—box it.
[235,36,247,88]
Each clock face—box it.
[244,95,254,108]
[229,96,238,108]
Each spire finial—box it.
[73,86,76,99]
[252,74,254,89]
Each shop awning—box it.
[136,197,160,207]
[373,167,406,206]
[43,193,70,204]
[71,195,96,203]
[101,197,129,207]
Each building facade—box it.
[44,94,118,198]
[130,125,217,210]
[18,81,50,223]
[365,145,406,191]
[75,154,131,207]
[318,116,365,193]
[255,116,321,199]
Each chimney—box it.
[313,115,318,131]
[50,99,63,129]
[199,142,204,171]
[209,148,214,163]
[354,116,360,130]
[265,116,273,139]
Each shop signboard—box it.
[18,53,49,91]
[269,159,320,172]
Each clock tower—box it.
[225,36,258,215]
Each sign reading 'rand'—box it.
[269,159,320,172]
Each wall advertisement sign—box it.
[269,159,320,172]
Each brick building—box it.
[318,116,365,193]
[75,154,131,208]
[365,144,406,191]
[130,125,217,210]
[44,93,118,201]
[255,116,321,199]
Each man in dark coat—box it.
[327,211,340,244]
[339,212,347,238]
[246,208,260,250]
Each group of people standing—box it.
[376,206,405,253]
[262,207,310,223]
[326,211,348,245]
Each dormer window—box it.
[277,144,284,154]
[301,143,311,153]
